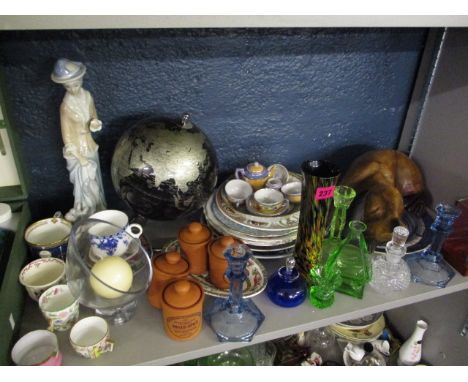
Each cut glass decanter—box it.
[406,203,461,288]
[370,226,411,293]
[204,244,265,342]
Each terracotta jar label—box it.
[166,312,202,339]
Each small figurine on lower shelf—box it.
[398,320,428,366]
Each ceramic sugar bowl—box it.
[161,279,204,341]
[147,251,190,309]
[235,162,270,190]
[178,222,212,275]
[208,236,243,289]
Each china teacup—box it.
[281,181,302,204]
[224,179,253,206]
[265,177,283,191]
[24,212,72,260]
[38,284,80,332]
[254,188,287,213]
[11,330,62,366]
[70,316,114,359]
[19,257,66,301]
[88,210,143,259]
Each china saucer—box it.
[245,196,290,217]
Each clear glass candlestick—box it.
[406,203,461,288]
[204,244,265,342]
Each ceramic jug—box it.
[398,320,428,365]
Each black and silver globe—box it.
[111,114,218,220]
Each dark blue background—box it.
[0,28,427,219]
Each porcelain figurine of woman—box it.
[51,58,106,222]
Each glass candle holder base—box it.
[406,254,455,288]
[205,298,265,342]
[95,300,138,325]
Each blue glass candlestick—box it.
[406,203,461,288]
[204,244,265,342]
[266,257,307,307]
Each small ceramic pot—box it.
[178,222,212,275]
[208,236,242,289]
[224,179,253,206]
[69,316,114,359]
[147,251,190,309]
[281,181,302,204]
[235,162,270,190]
[38,284,80,332]
[88,210,143,259]
[19,257,66,301]
[161,279,204,341]
[24,212,71,260]
[11,330,62,366]
[254,188,287,213]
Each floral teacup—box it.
[19,257,66,301]
[38,284,79,332]
[11,330,62,366]
[70,316,114,359]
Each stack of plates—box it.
[203,173,302,259]
[328,313,385,343]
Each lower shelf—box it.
[18,258,468,366]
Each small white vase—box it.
[398,320,428,366]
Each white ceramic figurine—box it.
[51,58,106,222]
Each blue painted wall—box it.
[0,28,427,219]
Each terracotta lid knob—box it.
[163,279,202,309]
[165,251,181,265]
[221,237,235,247]
[178,221,212,244]
[188,222,202,233]
[155,251,189,275]
[174,280,191,295]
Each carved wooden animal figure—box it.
[341,149,425,243]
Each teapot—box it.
[235,162,270,190]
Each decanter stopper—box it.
[286,257,296,273]
[385,226,409,264]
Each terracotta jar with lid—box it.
[178,222,212,275]
[147,251,190,309]
[161,279,204,341]
[208,236,242,289]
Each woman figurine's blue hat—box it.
[51,58,86,83]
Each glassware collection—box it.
[2,59,463,366]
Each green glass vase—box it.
[308,186,356,309]
[335,220,371,299]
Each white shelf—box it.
[1,15,468,30]
[19,258,468,366]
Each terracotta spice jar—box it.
[208,236,242,289]
[161,279,204,341]
[147,251,190,309]
[178,222,212,275]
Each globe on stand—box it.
[111,113,218,221]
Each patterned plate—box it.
[328,315,386,342]
[205,194,298,246]
[162,240,267,299]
